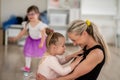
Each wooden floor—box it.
[0,44,120,80]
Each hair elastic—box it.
[86,19,91,27]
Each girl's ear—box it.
[51,44,57,50]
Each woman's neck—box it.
[86,36,99,49]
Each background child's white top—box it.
[22,21,48,39]
[37,54,72,80]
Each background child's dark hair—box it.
[27,5,40,14]
[46,28,64,48]
[25,5,41,25]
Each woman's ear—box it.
[82,31,87,36]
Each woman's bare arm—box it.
[62,50,83,64]
[55,49,104,80]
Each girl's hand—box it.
[39,43,43,48]
[73,50,83,58]
[36,73,47,80]
[8,37,17,42]
[71,56,83,70]
[74,56,83,64]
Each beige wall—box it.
[1,0,120,44]
[1,0,47,24]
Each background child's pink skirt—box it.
[24,36,46,57]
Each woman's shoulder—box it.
[88,48,104,64]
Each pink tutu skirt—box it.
[23,36,46,57]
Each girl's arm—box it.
[62,50,83,64]
[9,28,27,42]
[39,28,46,48]
[48,56,81,76]
[55,49,104,80]
[15,28,27,40]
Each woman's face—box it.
[55,37,66,55]
[27,10,39,21]
[68,31,87,48]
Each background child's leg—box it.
[25,57,31,68]
[21,57,31,72]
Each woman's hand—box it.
[54,77,66,80]
[36,73,47,80]
[54,77,74,80]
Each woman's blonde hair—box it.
[67,20,110,63]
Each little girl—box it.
[10,5,48,72]
[37,28,82,80]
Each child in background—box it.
[10,5,48,72]
[37,28,82,80]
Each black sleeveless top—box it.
[74,45,105,80]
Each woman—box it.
[36,20,110,80]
